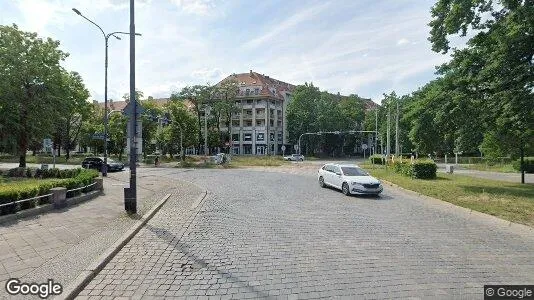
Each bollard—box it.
[94,178,104,191]
[50,187,67,209]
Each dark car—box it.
[82,157,124,172]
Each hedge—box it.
[0,169,98,215]
[369,154,384,165]
[6,167,83,179]
[391,160,437,179]
[512,157,534,173]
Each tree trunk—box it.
[520,142,525,184]
[18,98,28,168]
[196,108,202,154]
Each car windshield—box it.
[341,167,368,176]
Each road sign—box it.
[43,138,52,148]
[92,132,108,140]
[362,143,368,150]
[281,145,286,151]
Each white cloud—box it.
[191,68,223,82]
[397,38,409,45]
[245,1,331,49]
[169,0,215,15]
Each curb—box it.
[380,179,533,234]
[58,192,173,300]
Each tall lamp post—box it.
[72,8,141,177]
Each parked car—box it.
[284,154,305,161]
[317,164,382,196]
[82,157,124,172]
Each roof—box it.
[217,71,297,101]
[95,98,170,111]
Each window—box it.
[246,89,250,95]
[243,145,252,154]
[257,133,265,141]
[254,88,259,95]
[270,132,275,142]
[245,120,253,127]
[232,134,239,141]
[246,99,253,104]
[244,133,252,141]
[232,147,240,155]
[341,167,368,176]
[232,120,240,127]
[256,120,264,127]
[270,120,274,127]
[278,132,283,142]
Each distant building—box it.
[93,70,379,156]
[207,70,296,155]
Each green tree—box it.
[166,100,198,160]
[52,71,91,160]
[429,0,534,181]
[172,85,213,153]
[214,78,240,152]
[108,113,128,160]
[0,24,69,167]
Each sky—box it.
[0,0,462,104]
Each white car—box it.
[317,164,383,196]
[284,154,305,161]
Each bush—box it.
[369,154,384,165]
[512,157,534,173]
[391,160,437,179]
[7,167,26,177]
[412,160,437,179]
[0,169,99,215]
[392,161,414,177]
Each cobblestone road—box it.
[79,168,534,299]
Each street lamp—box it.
[72,8,141,177]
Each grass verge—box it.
[362,163,534,227]
[229,156,289,167]
[461,163,517,173]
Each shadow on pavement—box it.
[145,223,271,298]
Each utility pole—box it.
[395,99,400,156]
[386,103,391,159]
[126,0,137,214]
[204,106,210,155]
[375,108,378,155]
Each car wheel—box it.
[319,176,325,188]
[342,183,350,196]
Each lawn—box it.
[0,155,85,165]
[361,163,534,227]
[461,163,517,173]
[229,155,290,167]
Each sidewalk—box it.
[437,163,533,184]
[0,169,192,299]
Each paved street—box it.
[79,167,534,299]
[0,169,200,299]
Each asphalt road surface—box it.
[79,168,534,299]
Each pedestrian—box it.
[154,155,159,167]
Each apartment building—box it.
[209,70,296,155]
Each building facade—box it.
[208,71,296,156]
